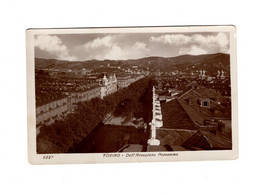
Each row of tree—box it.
[37,77,152,153]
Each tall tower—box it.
[220,70,225,79]
[199,70,203,79]
[100,74,108,99]
[102,73,108,85]
[217,70,221,79]
[202,70,206,80]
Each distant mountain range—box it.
[35,53,230,75]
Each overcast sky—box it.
[34,32,229,61]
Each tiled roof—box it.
[195,86,228,103]
[186,81,198,88]
[178,89,228,126]
[155,83,232,151]
[170,146,188,151]
[146,145,170,152]
[156,129,197,146]
[181,130,232,150]
[182,131,212,150]
[122,144,143,152]
[160,99,197,130]
[200,131,232,149]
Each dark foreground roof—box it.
[157,129,197,146]
[146,145,170,152]
[154,128,232,151]
[122,144,143,152]
[182,130,232,150]
[160,99,197,130]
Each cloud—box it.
[83,36,149,60]
[132,41,149,51]
[84,41,149,60]
[192,32,229,52]
[150,34,192,45]
[84,36,113,49]
[82,35,126,60]
[103,45,127,60]
[35,35,77,61]
[150,32,229,55]
[179,45,208,55]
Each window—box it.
[201,100,210,107]
[203,101,208,107]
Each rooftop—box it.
[36,91,67,107]
[156,129,197,147]
[182,130,232,150]
[178,89,229,126]
[121,144,143,152]
[160,99,197,130]
[146,145,170,152]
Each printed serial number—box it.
[43,155,54,160]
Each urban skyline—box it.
[35,51,232,154]
[32,28,233,154]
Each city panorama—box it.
[34,32,232,154]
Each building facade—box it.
[100,74,117,99]
[117,76,132,89]
[68,86,101,112]
[36,95,69,134]
[117,75,145,89]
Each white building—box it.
[147,86,163,146]
[100,74,117,99]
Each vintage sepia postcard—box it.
[27,26,238,164]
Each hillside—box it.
[35,53,230,74]
[125,53,230,73]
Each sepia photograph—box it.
[3,0,255,194]
[27,26,238,164]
